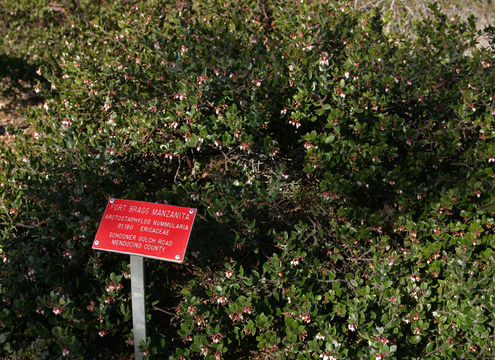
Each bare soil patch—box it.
[0,66,43,143]
[0,81,40,128]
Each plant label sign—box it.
[92,198,196,263]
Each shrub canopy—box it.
[0,1,494,359]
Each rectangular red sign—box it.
[92,198,196,263]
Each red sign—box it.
[93,198,196,262]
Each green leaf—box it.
[0,333,10,344]
[410,335,422,344]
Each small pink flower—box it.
[211,333,224,344]
[410,274,421,283]
[289,119,301,128]
[316,333,325,340]
[290,258,300,266]
[240,142,250,151]
[215,210,223,217]
[225,270,233,278]
[348,323,357,332]
[304,142,313,150]
[375,353,385,360]
[63,250,73,259]
[53,306,64,315]
[24,267,35,281]
[228,312,244,322]
[98,329,107,337]
[376,335,390,344]
[300,313,311,323]
[188,305,197,315]
[319,52,329,66]
[319,355,336,360]
[62,346,70,357]
[216,296,227,304]
[62,119,72,128]
[173,93,186,100]
[304,43,314,51]
[370,225,382,234]
[197,75,208,85]
[195,314,206,326]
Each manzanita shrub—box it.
[0,0,494,359]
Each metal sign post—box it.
[93,198,197,359]
[131,255,146,360]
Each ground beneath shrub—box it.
[0,77,41,143]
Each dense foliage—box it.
[1,1,494,359]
